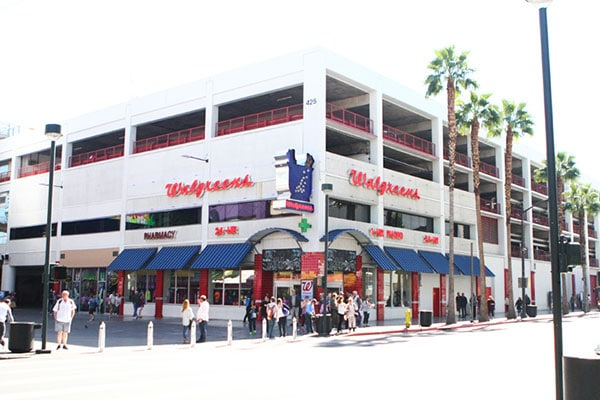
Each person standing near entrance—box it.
[266,296,277,339]
[287,289,300,326]
[195,295,210,343]
[52,290,77,350]
[0,297,14,347]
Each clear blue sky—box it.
[1,0,597,187]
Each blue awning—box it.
[249,227,309,244]
[453,254,495,277]
[418,250,454,275]
[320,229,372,245]
[190,243,253,269]
[107,248,157,271]
[363,245,398,271]
[144,245,201,270]
[384,247,433,273]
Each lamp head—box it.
[321,183,333,193]
[45,124,62,141]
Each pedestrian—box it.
[108,292,117,317]
[247,299,258,335]
[515,297,523,316]
[336,295,346,333]
[460,293,468,318]
[352,290,362,327]
[287,289,300,326]
[345,297,357,332]
[88,294,97,322]
[242,295,251,326]
[0,297,14,348]
[303,296,315,334]
[487,296,496,318]
[277,298,289,337]
[329,293,339,333]
[52,290,77,350]
[266,296,277,339]
[136,291,145,319]
[195,295,210,343]
[131,290,140,318]
[361,296,373,327]
[181,299,194,344]
[261,294,269,322]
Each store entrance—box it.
[274,282,300,301]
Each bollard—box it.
[227,320,233,346]
[262,318,267,341]
[147,321,153,350]
[190,320,196,348]
[292,316,297,341]
[405,308,411,329]
[98,321,106,353]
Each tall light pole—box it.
[41,124,62,352]
[526,1,563,398]
[320,183,332,336]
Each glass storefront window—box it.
[209,268,254,305]
[362,268,375,299]
[384,270,411,307]
[167,270,200,304]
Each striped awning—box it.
[107,248,157,271]
[363,245,398,271]
[144,245,201,270]
[384,247,433,273]
[453,254,495,277]
[190,243,253,269]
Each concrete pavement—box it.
[1,306,596,358]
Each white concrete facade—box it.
[0,47,597,318]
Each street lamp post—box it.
[526,1,563,398]
[41,124,62,352]
[320,183,333,336]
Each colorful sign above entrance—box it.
[349,169,421,200]
[165,175,254,198]
[369,228,404,240]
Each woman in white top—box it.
[181,299,195,344]
[345,297,357,332]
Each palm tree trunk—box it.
[557,177,570,314]
[580,210,589,313]
[446,79,457,325]
[470,118,488,322]
[504,129,516,319]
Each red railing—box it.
[480,198,500,214]
[534,248,551,261]
[0,171,10,183]
[510,207,529,221]
[69,144,124,167]
[382,124,435,156]
[217,104,303,137]
[531,180,548,195]
[326,103,372,133]
[511,245,524,258]
[532,212,548,226]
[443,149,471,168]
[512,173,526,187]
[135,125,205,154]
[480,161,499,178]
[18,161,62,178]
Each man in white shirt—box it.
[195,295,210,343]
[0,297,14,347]
[52,290,77,350]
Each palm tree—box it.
[426,45,477,325]
[564,182,600,313]
[534,152,580,313]
[488,100,533,319]
[456,92,500,322]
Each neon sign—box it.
[165,175,254,198]
[349,169,420,200]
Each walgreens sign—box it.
[165,174,254,198]
[349,169,420,200]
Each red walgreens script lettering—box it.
[165,175,254,198]
[349,170,420,200]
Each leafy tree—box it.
[488,100,533,319]
[564,182,600,312]
[426,45,477,324]
[456,92,500,322]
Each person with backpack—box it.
[52,290,77,350]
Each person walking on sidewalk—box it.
[136,291,145,319]
[195,295,210,343]
[0,297,14,347]
[52,290,77,350]
[247,299,258,335]
[181,299,195,344]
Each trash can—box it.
[564,356,600,400]
[8,322,38,353]
[316,314,332,336]
[419,310,433,327]
[526,305,537,318]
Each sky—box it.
[1,0,598,187]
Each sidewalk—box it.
[1,307,597,358]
